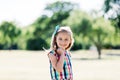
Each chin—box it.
[60,47,65,49]
[59,46,67,49]
[63,47,67,50]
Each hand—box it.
[57,48,65,55]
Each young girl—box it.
[48,25,74,80]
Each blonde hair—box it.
[50,26,74,51]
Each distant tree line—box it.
[0,1,120,59]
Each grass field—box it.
[0,50,120,80]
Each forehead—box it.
[57,31,71,38]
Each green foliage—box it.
[91,17,115,44]
[45,1,75,13]
[62,10,93,49]
[26,1,77,50]
[26,37,48,50]
[62,10,92,35]
[44,1,76,25]
[62,9,117,58]
[71,42,82,50]
[103,0,120,34]
[0,1,119,51]
[90,17,115,59]
[103,0,120,13]
[0,21,21,49]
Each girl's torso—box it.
[49,50,73,80]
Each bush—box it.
[26,37,49,50]
[0,44,4,49]
[71,42,82,50]
[103,44,120,49]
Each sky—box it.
[0,0,104,27]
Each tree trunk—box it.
[97,47,101,59]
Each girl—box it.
[48,25,74,80]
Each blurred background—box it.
[0,0,120,80]
[0,0,120,58]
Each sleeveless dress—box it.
[49,50,73,80]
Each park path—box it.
[0,50,120,80]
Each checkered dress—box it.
[49,50,73,80]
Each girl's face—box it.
[56,31,71,50]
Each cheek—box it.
[66,40,71,45]
[68,39,72,46]
[56,39,61,45]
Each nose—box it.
[61,40,65,43]
[60,40,66,45]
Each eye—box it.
[59,38,62,40]
[65,39,68,41]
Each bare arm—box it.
[48,48,65,72]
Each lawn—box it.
[0,50,120,80]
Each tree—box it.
[90,17,115,59]
[33,1,76,34]
[103,0,120,34]
[27,1,77,50]
[0,21,21,49]
[62,10,92,49]
[63,10,115,59]
[44,1,77,25]
[45,1,75,14]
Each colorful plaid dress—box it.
[49,50,73,80]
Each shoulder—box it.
[48,50,57,63]
[48,50,56,59]
[47,50,55,56]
